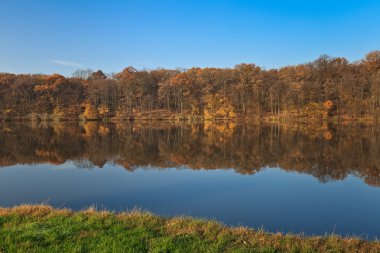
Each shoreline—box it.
[0,116,378,123]
[0,205,379,252]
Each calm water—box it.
[0,122,379,239]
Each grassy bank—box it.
[0,205,378,252]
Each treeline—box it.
[1,122,380,187]
[1,51,380,121]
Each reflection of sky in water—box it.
[0,162,379,239]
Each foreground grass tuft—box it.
[0,205,378,252]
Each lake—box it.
[0,121,379,239]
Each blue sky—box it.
[1,0,380,76]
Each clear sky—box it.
[1,0,380,76]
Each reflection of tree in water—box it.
[73,158,94,169]
[0,121,380,187]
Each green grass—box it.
[0,205,379,252]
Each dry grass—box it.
[0,205,379,252]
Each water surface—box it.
[0,122,379,238]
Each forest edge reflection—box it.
[0,121,379,188]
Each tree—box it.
[234,64,261,115]
[115,67,139,119]
[72,69,93,80]
[85,78,117,119]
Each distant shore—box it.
[0,110,379,125]
[0,205,378,252]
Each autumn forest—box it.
[1,51,380,121]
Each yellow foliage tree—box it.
[53,106,65,120]
[81,102,98,120]
[323,100,334,118]
[203,93,236,120]
[98,105,109,119]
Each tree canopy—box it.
[1,51,380,121]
